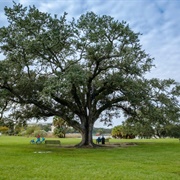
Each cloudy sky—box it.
[0,0,180,127]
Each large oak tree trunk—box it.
[75,120,96,147]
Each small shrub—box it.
[34,130,47,137]
[0,126,9,134]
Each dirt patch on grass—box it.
[57,142,137,149]
[100,142,137,148]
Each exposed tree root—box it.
[74,142,103,148]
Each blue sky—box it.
[0,0,180,127]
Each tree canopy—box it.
[0,3,180,147]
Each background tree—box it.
[0,117,15,135]
[39,124,52,132]
[33,129,47,138]
[111,125,124,138]
[0,3,179,147]
[25,125,41,136]
[53,116,69,138]
[122,120,154,139]
[111,125,135,139]
[0,126,9,134]
[165,124,180,138]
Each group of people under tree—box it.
[96,136,105,144]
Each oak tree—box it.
[0,3,179,147]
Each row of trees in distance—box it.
[0,116,111,137]
[1,115,179,139]
[112,122,180,139]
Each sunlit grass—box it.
[0,136,180,180]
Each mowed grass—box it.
[0,136,180,180]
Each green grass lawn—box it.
[0,136,180,180]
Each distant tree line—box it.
[0,116,112,137]
[111,122,180,139]
[0,117,51,136]
[1,115,179,139]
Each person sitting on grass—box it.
[96,137,101,144]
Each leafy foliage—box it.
[0,126,9,133]
[122,118,180,138]
[34,130,47,137]
[25,125,41,136]
[53,116,69,138]
[111,125,135,139]
[111,125,124,138]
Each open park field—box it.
[0,136,180,180]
